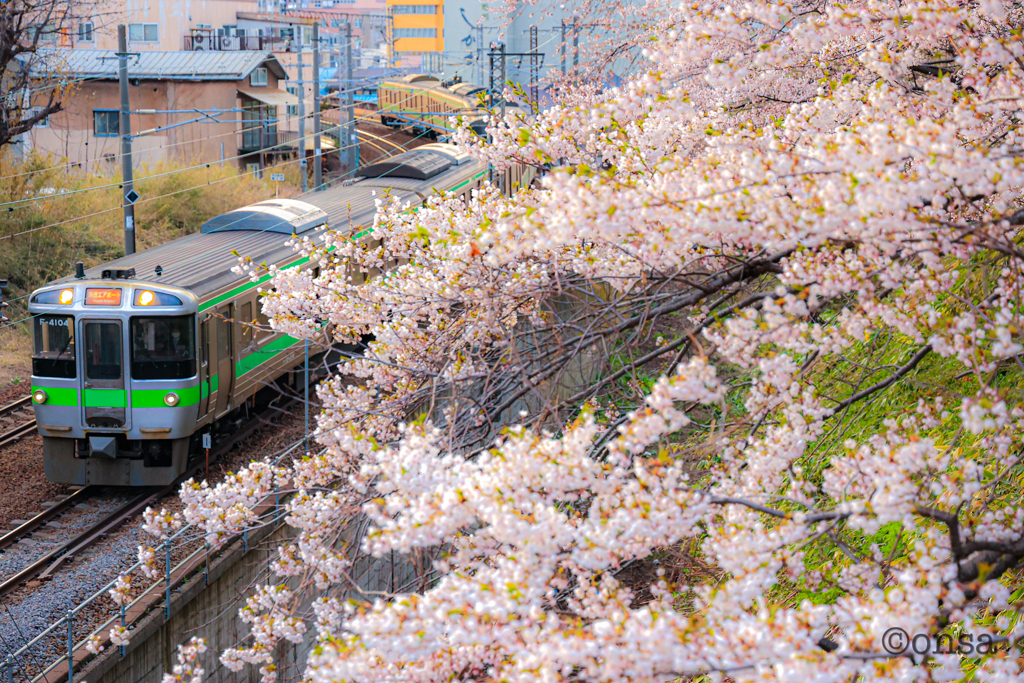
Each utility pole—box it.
[0,279,8,328]
[572,19,579,71]
[117,25,136,255]
[488,43,505,112]
[529,25,538,112]
[386,7,395,67]
[344,20,356,173]
[297,45,307,192]
[499,44,506,122]
[342,26,350,171]
[488,43,507,192]
[476,23,484,85]
[560,20,566,75]
[312,22,322,191]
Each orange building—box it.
[387,0,443,70]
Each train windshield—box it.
[33,315,76,379]
[131,316,197,380]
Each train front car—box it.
[30,276,200,486]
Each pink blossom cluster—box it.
[142,1,1024,682]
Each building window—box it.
[395,28,437,38]
[77,22,94,42]
[195,23,212,29]
[286,85,300,116]
[128,23,158,42]
[250,67,268,87]
[94,110,119,137]
[393,4,438,13]
[33,107,50,128]
[247,162,261,177]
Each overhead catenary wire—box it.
[3,46,498,188]
[0,105,349,211]
[1,57,492,253]
[0,59,484,204]
[0,110,446,247]
[0,121,452,334]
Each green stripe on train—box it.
[31,386,78,406]
[133,385,201,408]
[198,169,487,312]
[83,389,127,408]
[201,374,219,399]
[236,335,300,378]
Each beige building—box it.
[27,50,299,173]
[23,0,398,171]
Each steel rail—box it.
[0,420,37,449]
[0,395,32,418]
[0,487,94,552]
[0,490,156,597]
[3,390,300,599]
[0,396,36,449]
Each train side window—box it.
[201,320,210,369]
[240,301,253,348]
[217,314,231,363]
[256,290,274,340]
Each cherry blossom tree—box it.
[146,1,1024,681]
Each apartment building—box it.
[386,0,443,71]
[20,0,404,170]
[25,50,297,173]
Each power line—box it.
[0,56,488,214]
[0,121,450,335]
[0,105,345,210]
[0,112,440,246]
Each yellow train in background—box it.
[376,74,524,139]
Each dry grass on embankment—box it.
[0,152,301,387]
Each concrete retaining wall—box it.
[79,515,413,683]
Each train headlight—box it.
[59,289,73,305]
[33,389,48,404]
[138,290,155,306]
[164,392,180,407]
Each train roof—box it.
[357,144,472,181]
[200,198,328,234]
[52,145,487,301]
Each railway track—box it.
[0,488,155,598]
[0,392,298,599]
[0,395,35,449]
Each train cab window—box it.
[84,322,122,381]
[130,316,197,380]
[33,315,76,378]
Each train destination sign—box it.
[84,288,123,306]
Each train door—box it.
[214,305,235,417]
[198,318,211,419]
[81,319,128,429]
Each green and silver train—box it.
[29,143,525,486]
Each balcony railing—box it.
[183,34,286,51]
